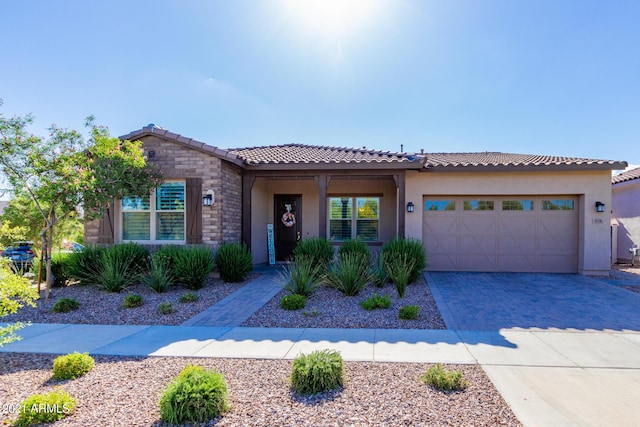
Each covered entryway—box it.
[274,194,302,261]
[423,196,579,273]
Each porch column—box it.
[394,174,406,237]
[242,174,256,250]
[316,175,329,238]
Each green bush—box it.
[420,363,468,392]
[338,238,370,264]
[173,246,215,290]
[122,293,143,308]
[152,245,185,284]
[15,389,76,426]
[179,292,199,303]
[35,252,72,287]
[157,302,175,315]
[370,253,389,288]
[0,260,38,346]
[52,352,95,380]
[216,242,253,282]
[291,349,345,395]
[385,252,415,298]
[360,293,391,310]
[141,255,173,293]
[293,237,334,268]
[159,365,230,424]
[398,305,419,320]
[51,298,80,313]
[280,294,306,310]
[324,252,371,296]
[66,245,107,286]
[381,237,426,284]
[95,243,150,292]
[281,256,323,297]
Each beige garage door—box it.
[422,196,578,273]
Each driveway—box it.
[426,272,640,331]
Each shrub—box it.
[293,237,334,268]
[216,242,253,282]
[385,252,415,298]
[324,252,371,296]
[152,245,185,284]
[35,252,72,287]
[179,292,199,303]
[122,293,143,308]
[360,293,392,310]
[66,245,107,286]
[157,302,175,315]
[291,349,345,395]
[15,388,76,426]
[173,246,215,290]
[381,237,426,284]
[281,256,323,297]
[0,260,38,346]
[420,363,468,392]
[96,243,149,292]
[141,255,173,293]
[280,294,306,310]
[51,298,80,313]
[159,365,230,424]
[399,305,419,320]
[52,352,95,380]
[338,238,370,264]
[370,253,389,288]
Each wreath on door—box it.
[281,212,296,227]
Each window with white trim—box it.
[328,197,379,241]
[121,181,185,243]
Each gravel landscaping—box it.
[0,353,521,426]
[243,275,447,329]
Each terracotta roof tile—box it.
[229,144,421,165]
[612,166,640,184]
[424,152,625,170]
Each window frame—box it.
[121,180,186,244]
[327,196,380,242]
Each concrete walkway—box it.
[2,270,640,426]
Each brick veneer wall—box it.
[84,134,243,247]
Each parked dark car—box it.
[2,241,38,271]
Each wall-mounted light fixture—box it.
[407,201,415,213]
[595,201,605,213]
[203,190,215,207]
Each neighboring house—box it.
[85,125,626,275]
[612,167,640,263]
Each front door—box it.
[274,194,302,261]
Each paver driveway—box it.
[426,272,640,331]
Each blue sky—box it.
[1,0,639,166]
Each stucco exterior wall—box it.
[612,179,640,263]
[405,169,613,275]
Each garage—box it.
[423,196,579,273]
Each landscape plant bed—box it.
[2,277,247,326]
[243,276,447,329]
[0,352,521,426]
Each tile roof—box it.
[612,166,640,184]
[424,152,626,170]
[229,144,423,165]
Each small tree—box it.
[0,259,39,346]
[0,100,163,298]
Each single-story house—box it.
[85,125,627,275]
[612,167,640,263]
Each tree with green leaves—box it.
[0,258,38,346]
[0,100,163,298]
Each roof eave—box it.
[243,161,424,171]
[424,162,628,172]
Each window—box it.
[329,197,379,241]
[502,200,534,211]
[122,181,185,242]
[425,200,456,211]
[464,200,494,211]
[542,199,574,211]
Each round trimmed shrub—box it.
[51,297,80,313]
[280,294,306,310]
[215,242,253,282]
[159,365,230,424]
[15,389,76,426]
[122,293,143,308]
[52,352,95,380]
[291,349,345,395]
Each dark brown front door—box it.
[274,194,302,261]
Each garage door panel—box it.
[423,196,578,273]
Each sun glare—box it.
[283,0,378,37]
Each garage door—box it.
[422,196,578,273]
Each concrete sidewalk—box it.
[2,323,640,426]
